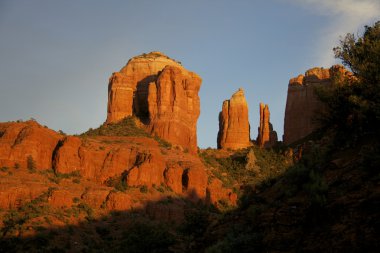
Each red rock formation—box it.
[207,178,237,207]
[107,72,134,122]
[147,65,201,153]
[257,103,278,148]
[164,164,183,194]
[106,52,201,153]
[0,121,61,170]
[0,183,48,209]
[284,65,351,144]
[105,191,133,211]
[217,88,251,150]
[126,151,166,187]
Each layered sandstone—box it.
[0,120,62,170]
[257,103,278,148]
[106,52,201,153]
[217,88,251,150]
[284,65,351,144]
[0,121,236,209]
[147,65,201,153]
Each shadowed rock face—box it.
[257,103,277,148]
[283,65,351,144]
[106,52,201,153]
[217,88,251,150]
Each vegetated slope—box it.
[0,118,236,253]
[200,21,380,253]
[200,133,380,252]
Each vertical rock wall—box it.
[217,88,251,150]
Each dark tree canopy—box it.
[318,21,380,146]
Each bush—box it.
[139,185,148,193]
[27,155,36,173]
[81,116,150,138]
[105,173,129,192]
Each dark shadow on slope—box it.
[199,142,380,253]
[0,189,219,253]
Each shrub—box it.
[139,185,148,193]
[27,155,36,173]
[81,116,150,138]
[106,173,129,192]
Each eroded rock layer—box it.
[257,103,277,148]
[217,88,251,150]
[283,65,351,144]
[0,121,235,210]
[106,52,201,153]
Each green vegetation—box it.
[0,166,9,172]
[200,146,289,190]
[27,155,36,173]
[81,117,150,138]
[1,187,56,237]
[48,170,82,184]
[139,185,148,193]
[81,116,173,149]
[317,21,380,148]
[105,172,129,192]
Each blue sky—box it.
[0,0,379,148]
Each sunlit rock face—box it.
[217,88,251,150]
[257,103,277,148]
[106,52,201,153]
[283,65,352,144]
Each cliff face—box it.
[217,88,251,150]
[283,65,351,144]
[0,121,236,210]
[106,52,201,153]
[0,120,61,170]
[257,103,277,148]
[147,65,201,153]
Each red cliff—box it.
[283,65,351,144]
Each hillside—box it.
[1,20,380,252]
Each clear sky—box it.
[0,0,379,148]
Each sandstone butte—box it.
[283,65,352,145]
[107,51,201,154]
[256,103,278,148]
[217,88,251,150]
[0,120,236,212]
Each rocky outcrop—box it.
[257,103,278,148]
[106,52,201,153]
[0,120,236,208]
[217,88,251,150]
[147,65,202,153]
[283,65,351,144]
[0,121,62,170]
[107,72,134,122]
